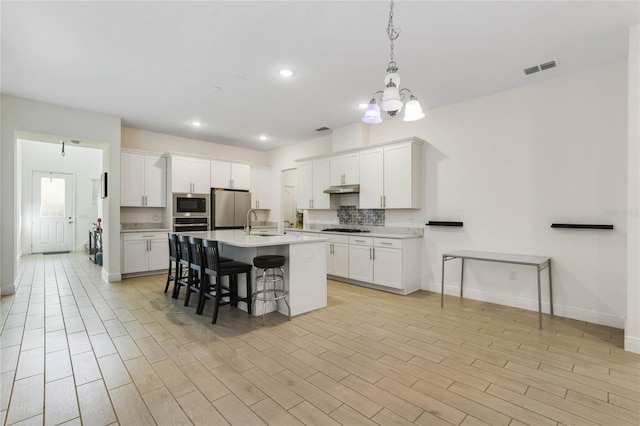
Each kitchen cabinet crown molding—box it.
[294,136,425,163]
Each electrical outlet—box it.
[123,215,128,223]
[509,271,517,280]
[153,214,160,222]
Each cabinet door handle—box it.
[380,242,392,245]
[369,247,372,260]
[383,195,386,208]
[354,239,365,243]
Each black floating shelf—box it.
[551,223,614,230]
[426,221,464,227]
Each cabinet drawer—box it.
[326,234,349,244]
[374,238,403,249]
[123,232,168,241]
[349,236,373,246]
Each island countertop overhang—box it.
[177,229,328,248]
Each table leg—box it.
[460,258,465,298]
[537,267,543,329]
[441,255,445,307]
[548,260,554,316]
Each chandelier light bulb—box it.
[362,100,383,124]
[403,96,426,121]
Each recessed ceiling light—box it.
[191,121,202,127]
[278,69,295,78]
[259,135,268,141]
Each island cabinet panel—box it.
[171,156,210,194]
[121,153,167,207]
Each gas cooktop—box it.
[321,228,370,233]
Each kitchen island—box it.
[179,230,328,317]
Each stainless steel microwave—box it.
[172,193,209,217]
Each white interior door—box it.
[281,169,297,229]
[32,171,74,253]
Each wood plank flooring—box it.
[1,252,638,425]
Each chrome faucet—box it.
[245,209,258,235]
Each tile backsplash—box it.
[337,205,385,226]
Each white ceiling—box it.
[2,1,638,151]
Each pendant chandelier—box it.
[362,0,425,124]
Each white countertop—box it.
[284,228,422,239]
[180,229,327,248]
[121,228,171,233]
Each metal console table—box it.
[89,229,103,264]
[441,250,553,329]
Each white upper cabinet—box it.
[330,152,359,186]
[359,138,422,209]
[211,160,250,190]
[171,155,210,194]
[296,158,332,209]
[121,153,167,207]
[359,147,384,209]
[250,167,271,209]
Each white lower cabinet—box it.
[326,234,349,278]
[122,232,169,274]
[348,236,421,294]
[372,239,403,289]
[348,236,374,282]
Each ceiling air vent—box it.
[523,60,557,76]
[540,60,557,71]
[315,126,330,132]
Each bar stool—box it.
[251,255,291,326]
[174,234,194,300]
[200,239,253,323]
[174,234,233,301]
[164,233,181,294]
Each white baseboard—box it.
[427,282,625,329]
[624,336,640,354]
[102,269,122,283]
[1,285,16,296]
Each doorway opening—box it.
[281,168,297,230]
[20,139,103,255]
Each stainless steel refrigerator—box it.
[211,189,251,229]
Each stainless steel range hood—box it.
[323,184,360,194]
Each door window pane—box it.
[41,177,65,217]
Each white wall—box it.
[1,95,121,295]
[626,25,640,353]
[122,127,268,166]
[265,134,332,230]
[20,140,103,253]
[268,60,631,330]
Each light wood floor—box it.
[1,252,638,426]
